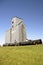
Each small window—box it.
[12,21,14,24]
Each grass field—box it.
[0,45,43,65]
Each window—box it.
[12,21,14,24]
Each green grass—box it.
[0,45,43,65]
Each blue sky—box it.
[0,0,43,45]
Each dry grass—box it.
[0,45,43,65]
